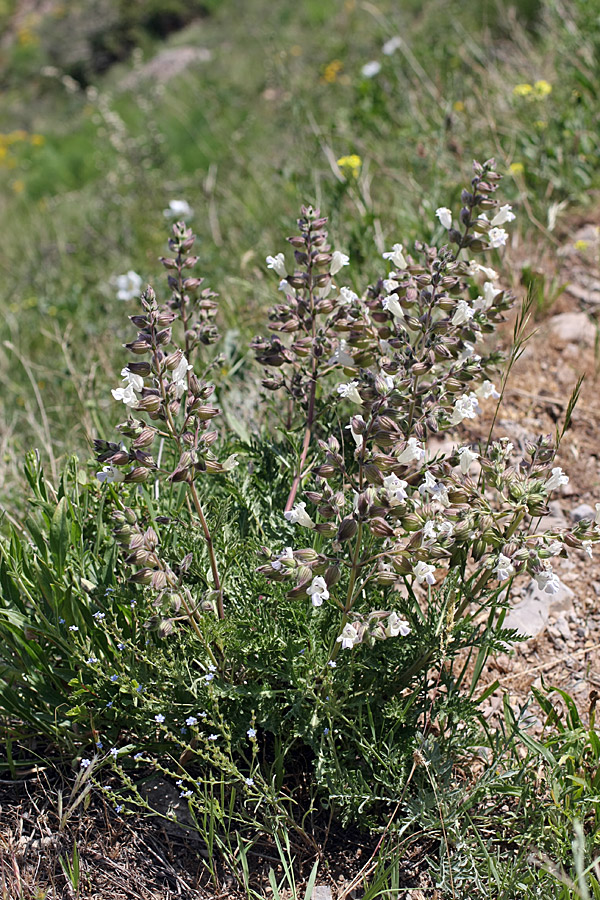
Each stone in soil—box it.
[570,503,596,522]
[504,578,575,638]
[548,312,595,346]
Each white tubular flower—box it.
[346,416,365,449]
[271,546,294,571]
[413,561,436,585]
[307,575,329,607]
[337,622,361,649]
[111,383,138,408]
[474,281,501,312]
[329,339,355,367]
[330,251,350,275]
[383,243,407,269]
[547,540,563,556]
[534,569,560,594]
[361,60,381,78]
[379,370,395,391]
[583,541,593,559]
[278,278,295,298]
[419,471,449,507]
[337,380,363,404]
[382,295,405,320]
[467,261,498,280]
[97,465,125,484]
[383,278,400,294]
[172,354,193,399]
[452,299,474,326]
[488,227,508,249]
[119,366,144,393]
[266,253,287,278]
[383,473,408,504]
[422,521,437,545]
[115,270,142,301]
[476,380,500,400]
[449,393,480,426]
[546,467,569,492]
[436,207,453,229]
[338,286,358,304]
[491,204,516,227]
[397,437,425,465]
[382,36,402,55]
[386,612,411,637]
[457,446,479,474]
[284,501,315,528]
[493,554,515,581]
[437,520,454,539]
[163,199,193,218]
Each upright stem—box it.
[284,368,317,512]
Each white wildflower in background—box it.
[330,251,350,275]
[338,287,358,304]
[346,416,365,449]
[278,278,295,298]
[330,339,355,367]
[284,501,315,528]
[491,205,516,227]
[337,623,361,649]
[488,227,508,248]
[80,758,91,769]
[111,382,138,408]
[383,243,407,268]
[382,295,405,320]
[493,554,515,582]
[534,569,561,594]
[583,541,593,559]
[450,392,480,425]
[413,561,436,585]
[266,253,287,277]
[385,612,411,637]
[96,465,125,484]
[163,199,193,218]
[115,270,142,301]
[119,367,144,393]
[545,467,569,492]
[436,207,453,229]
[307,575,329,607]
[476,380,500,400]
[474,281,502,311]
[457,446,479,474]
[154,714,165,723]
[382,278,399,294]
[397,437,425,465]
[383,473,408,504]
[271,547,294,571]
[452,299,474,326]
[171,354,193,399]
[361,61,381,78]
[382,36,402,55]
[337,380,363,404]
[467,260,498,280]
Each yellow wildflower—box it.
[509,162,524,176]
[322,59,343,84]
[30,134,45,146]
[337,154,362,179]
[513,83,533,97]
[574,240,589,252]
[453,100,465,112]
[534,79,552,97]
[12,179,25,194]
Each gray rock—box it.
[311,889,333,900]
[504,578,574,638]
[539,500,567,532]
[139,777,206,848]
[555,615,573,641]
[549,312,595,346]
[571,503,595,523]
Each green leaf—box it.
[50,496,70,576]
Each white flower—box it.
[115,270,142,301]
[450,393,480,425]
[476,380,500,400]
[467,261,498,280]
[163,199,193,218]
[436,207,453,230]
[266,253,287,278]
[386,612,411,637]
[494,554,514,581]
[534,569,561,594]
[172,354,193,399]
[491,204,516,227]
[382,36,402,55]
[488,227,508,249]
[545,467,569,492]
[474,281,502,312]
[379,370,395,391]
[307,575,329,607]
[383,473,408,504]
[338,286,358,304]
[361,60,381,78]
[271,547,294,571]
[330,251,350,276]
[457,446,479,474]
[336,623,361,649]
[97,465,125,484]
[120,367,144,393]
[346,416,365,449]
[278,278,295,298]
[330,339,355,367]
[111,382,138,408]
[418,471,449,507]
[547,540,563,556]
[437,520,454,539]
[337,380,363,404]
[397,437,425,465]
[413,561,436,585]
[383,243,407,269]
[452,299,474,326]
[458,341,478,363]
[155,713,165,723]
[186,716,198,726]
[383,278,399,294]
[284,501,315,528]
[583,541,593,559]
[422,520,437,545]
[80,758,91,769]
[382,295,405,320]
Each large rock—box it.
[549,312,595,346]
[504,578,574,638]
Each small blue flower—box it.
[186,716,198,727]
[117,642,125,650]
[154,713,165,724]
[93,612,105,620]
[136,684,144,693]
[323,728,330,736]
[69,625,79,632]
[180,726,187,735]
[96,741,103,749]
[87,657,98,664]
[245,777,254,787]
[180,790,193,799]
[208,664,217,672]
[204,673,214,683]
[80,758,91,769]
[106,701,113,709]
[134,752,143,760]
[110,747,118,758]
[208,734,218,741]
[328,661,337,668]
[59,618,65,624]
[247,728,256,739]
[110,674,118,683]
[115,804,124,814]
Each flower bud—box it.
[129,568,154,584]
[314,522,337,536]
[401,513,422,532]
[337,516,358,541]
[137,395,162,413]
[125,467,150,484]
[325,564,341,586]
[370,517,395,538]
[151,570,167,591]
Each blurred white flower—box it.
[383,473,408,504]
[546,467,569,492]
[475,380,500,400]
[436,207,453,229]
[163,199,193,218]
[284,501,315,528]
[382,36,402,56]
[361,61,381,78]
[414,561,436,585]
[474,281,502,311]
[330,251,350,275]
[457,446,479,474]
[397,437,425,465]
[452,299,474,326]
[120,366,144,393]
[111,383,138,407]
[450,393,480,425]
[383,243,407,269]
[307,576,329,607]
[386,612,410,637]
[266,253,287,277]
[337,380,363,404]
[488,227,508,248]
[97,465,125,484]
[278,278,295,298]
[115,270,142,301]
[338,287,358,304]
[382,295,405,320]
[337,623,361,649]
[494,554,514,581]
[491,205,516,227]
